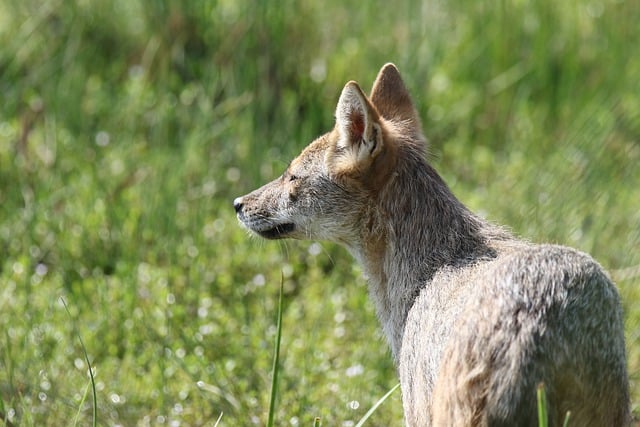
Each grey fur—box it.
[234,63,630,426]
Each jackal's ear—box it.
[370,63,420,128]
[335,81,383,163]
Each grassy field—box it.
[1,0,639,425]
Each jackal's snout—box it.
[233,197,244,214]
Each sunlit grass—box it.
[0,0,639,425]
[62,297,97,427]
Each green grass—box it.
[537,383,571,427]
[1,0,639,425]
[61,297,97,427]
[267,277,284,427]
[537,384,549,427]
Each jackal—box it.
[234,63,630,426]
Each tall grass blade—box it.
[213,412,224,427]
[537,383,548,427]
[354,383,401,427]
[267,274,285,427]
[72,382,92,427]
[62,297,97,427]
[562,411,571,427]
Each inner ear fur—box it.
[335,81,383,161]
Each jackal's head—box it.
[234,63,423,245]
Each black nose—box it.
[233,197,244,213]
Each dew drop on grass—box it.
[12,262,23,275]
[308,242,322,256]
[74,358,84,370]
[199,324,214,335]
[95,131,110,147]
[331,291,345,306]
[35,263,48,276]
[137,263,151,284]
[282,264,293,278]
[348,400,360,410]
[346,364,364,377]
[29,245,41,258]
[197,306,208,318]
[187,245,199,258]
[110,158,124,175]
[166,293,175,304]
[252,274,265,287]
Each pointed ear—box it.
[370,63,419,126]
[335,81,383,162]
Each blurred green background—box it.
[1,0,639,425]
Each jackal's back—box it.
[401,243,629,426]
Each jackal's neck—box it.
[353,149,510,358]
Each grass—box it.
[267,277,284,427]
[537,383,571,427]
[61,297,97,427]
[537,384,549,427]
[1,0,639,425]
[354,384,401,427]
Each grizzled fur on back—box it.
[234,63,630,426]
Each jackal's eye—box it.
[282,167,298,183]
[284,169,298,182]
